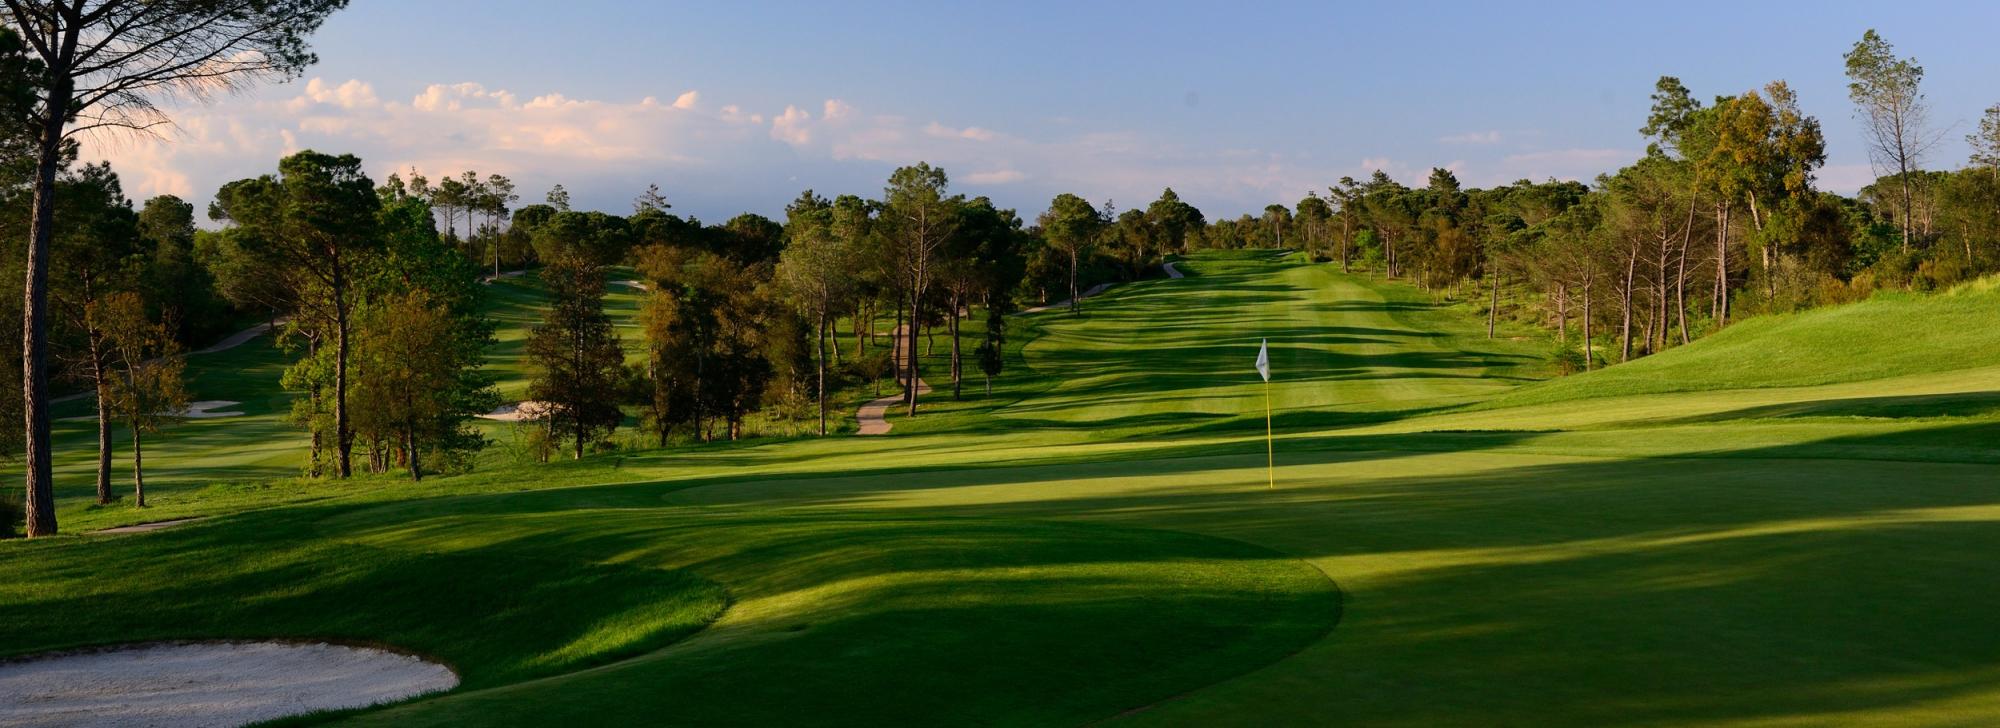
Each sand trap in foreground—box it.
[0,642,457,727]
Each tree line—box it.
[1179,29,2000,372]
[5,13,1997,537]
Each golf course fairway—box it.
[7,249,2000,726]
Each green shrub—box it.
[0,493,22,539]
[1547,339,1585,376]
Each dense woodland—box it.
[1,8,1994,536]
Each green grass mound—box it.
[1,480,1339,726]
[339,504,1337,726]
[1491,277,2000,407]
[0,508,728,689]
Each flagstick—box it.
[1263,378,1274,489]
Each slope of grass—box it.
[1490,278,2000,408]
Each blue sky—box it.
[88,0,2000,222]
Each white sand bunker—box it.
[58,400,244,423]
[477,400,551,422]
[176,400,245,419]
[0,642,457,727]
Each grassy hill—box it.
[1492,277,2000,407]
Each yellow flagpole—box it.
[1263,378,1274,489]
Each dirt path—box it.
[55,319,283,405]
[1020,282,1113,315]
[195,321,283,355]
[95,517,206,535]
[855,325,929,436]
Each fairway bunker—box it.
[0,641,457,727]
[57,400,245,423]
[478,400,551,421]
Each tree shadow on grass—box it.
[1648,390,2000,425]
[698,422,2000,726]
[327,512,1339,728]
[0,520,727,690]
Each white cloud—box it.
[76,76,1375,220]
[822,99,853,121]
[925,122,997,142]
[1438,130,1502,145]
[964,169,1025,184]
[289,78,379,112]
[771,105,813,146]
[718,104,764,125]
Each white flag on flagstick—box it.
[1255,338,1270,382]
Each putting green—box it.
[8,250,2000,725]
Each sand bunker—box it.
[0,641,457,727]
[58,400,244,424]
[177,400,245,419]
[477,400,552,422]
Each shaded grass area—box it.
[0,506,727,689]
[339,509,1337,726]
[650,431,2000,727]
[0,487,1338,727]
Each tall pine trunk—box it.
[893,301,905,394]
[22,85,71,536]
[1676,237,1691,346]
[1067,249,1080,314]
[1714,205,1731,327]
[1581,278,1594,371]
[407,427,422,481]
[1898,161,1913,251]
[307,336,323,477]
[1749,194,1775,302]
[828,311,841,367]
[1620,242,1638,362]
[333,262,353,478]
[1655,235,1670,354]
[1487,272,1499,339]
[91,336,111,504]
[816,307,827,436]
[949,292,962,400]
[906,289,922,417]
[1555,283,1568,343]
[131,423,146,508]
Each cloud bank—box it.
[80,78,1646,220]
